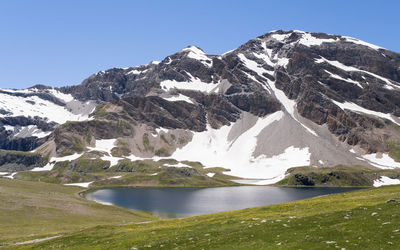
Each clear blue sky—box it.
[1,0,399,89]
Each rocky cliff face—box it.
[2,30,400,182]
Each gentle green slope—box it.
[0,179,156,246]
[15,159,237,188]
[19,185,400,249]
[278,165,400,187]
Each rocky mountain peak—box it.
[179,45,207,55]
[1,30,400,181]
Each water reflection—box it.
[86,186,359,218]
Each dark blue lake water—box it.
[86,186,360,218]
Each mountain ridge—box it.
[1,29,400,183]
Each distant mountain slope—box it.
[1,30,400,183]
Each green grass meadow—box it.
[1,178,399,249]
[0,178,156,247]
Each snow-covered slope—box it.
[0,88,93,124]
[0,87,96,151]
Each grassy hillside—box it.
[278,165,400,187]
[0,178,156,246]
[388,140,400,162]
[0,150,46,171]
[14,159,237,188]
[17,185,400,249]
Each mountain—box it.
[1,30,400,184]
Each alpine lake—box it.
[86,186,360,218]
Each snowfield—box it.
[170,111,311,182]
[0,89,91,124]
[373,176,400,187]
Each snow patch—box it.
[101,155,123,167]
[362,153,400,169]
[127,69,145,75]
[86,139,123,167]
[206,173,215,178]
[238,53,274,75]
[316,57,400,90]
[164,57,172,65]
[109,176,122,179]
[384,85,394,90]
[7,125,51,138]
[162,94,194,104]
[267,79,318,136]
[252,52,274,67]
[92,200,113,206]
[343,36,384,50]
[30,153,84,171]
[0,91,90,124]
[3,125,14,131]
[155,128,169,134]
[298,33,338,47]
[271,33,291,42]
[373,176,400,187]
[275,57,289,67]
[0,87,42,94]
[88,139,116,155]
[324,70,363,89]
[3,173,17,179]
[31,128,52,138]
[64,182,93,188]
[332,100,400,126]
[31,162,55,172]
[47,89,74,103]
[222,49,235,56]
[271,31,338,47]
[163,163,192,168]
[181,46,212,67]
[160,74,219,93]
